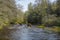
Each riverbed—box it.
[0,25,60,40]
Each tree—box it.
[0,0,17,28]
[27,2,42,24]
[0,0,24,29]
[53,0,60,27]
[25,0,60,27]
[55,0,60,17]
[16,9,24,24]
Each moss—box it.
[44,26,60,32]
[37,25,45,29]
[37,25,60,32]
[53,27,60,32]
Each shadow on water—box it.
[0,25,60,40]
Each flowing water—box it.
[0,25,60,40]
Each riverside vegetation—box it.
[0,0,60,32]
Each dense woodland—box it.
[24,0,60,27]
[0,0,60,29]
[0,0,24,29]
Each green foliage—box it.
[37,25,45,28]
[0,0,60,29]
[26,2,43,24]
[0,0,24,29]
[27,12,42,24]
[24,0,60,28]
[54,17,60,26]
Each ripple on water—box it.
[0,25,60,40]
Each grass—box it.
[45,27,60,32]
[37,25,45,28]
[37,25,60,32]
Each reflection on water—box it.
[0,25,60,40]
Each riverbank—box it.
[0,24,60,33]
[0,24,18,30]
[44,27,60,33]
[37,26,60,33]
[0,24,59,40]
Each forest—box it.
[23,0,60,32]
[0,0,60,40]
[25,0,60,27]
[0,0,60,32]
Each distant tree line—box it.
[24,0,60,27]
[0,0,60,29]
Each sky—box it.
[16,0,55,12]
[16,0,35,12]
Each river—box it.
[0,24,60,40]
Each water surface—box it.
[0,25,60,40]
